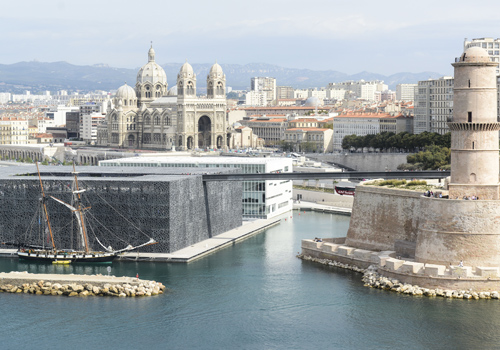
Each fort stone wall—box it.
[416,198,500,267]
[345,186,421,252]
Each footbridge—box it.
[201,171,450,181]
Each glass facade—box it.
[100,159,291,219]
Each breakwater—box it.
[0,271,165,297]
[298,254,500,300]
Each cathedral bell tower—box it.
[206,61,226,99]
[448,46,500,200]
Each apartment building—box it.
[332,112,411,150]
[243,116,288,145]
[0,117,29,145]
[396,84,417,102]
[276,86,294,99]
[80,113,105,143]
[414,77,454,134]
[245,90,267,107]
[251,77,276,106]
[284,128,333,153]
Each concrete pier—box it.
[119,218,281,262]
[293,201,352,216]
[0,271,142,286]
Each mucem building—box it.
[0,165,242,254]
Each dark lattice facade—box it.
[0,166,242,254]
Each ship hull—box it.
[17,251,117,263]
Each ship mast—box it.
[71,164,90,253]
[36,162,56,251]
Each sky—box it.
[1,0,500,76]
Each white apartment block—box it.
[0,93,11,104]
[46,106,80,126]
[244,116,288,144]
[294,89,309,99]
[333,112,412,150]
[414,77,454,134]
[396,84,417,102]
[332,113,381,150]
[29,117,56,134]
[0,118,29,145]
[307,88,327,100]
[464,38,500,75]
[80,113,105,142]
[251,77,276,106]
[327,80,387,101]
[245,90,267,107]
[326,88,347,100]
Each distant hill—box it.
[0,61,443,93]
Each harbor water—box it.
[1,211,499,349]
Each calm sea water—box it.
[0,212,499,350]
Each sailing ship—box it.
[14,163,156,263]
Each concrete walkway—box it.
[119,217,281,263]
[293,201,352,216]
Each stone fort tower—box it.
[448,46,500,200]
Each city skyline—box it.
[1,1,500,75]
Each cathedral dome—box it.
[167,85,178,96]
[179,61,194,77]
[209,62,224,77]
[136,45,167,85]
[459,46,492,63]
[115,83,136,100]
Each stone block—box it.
[302,240,321,250]
[451,266,473,278]
[352,249,372,260]
[321,243,339,253]
[379,251,396,257]
[337,246,355,256]
[385,258,405,271]
[476,267,499,278]
[370,254,391,266]
[400,262,425,274]
[424,264,446,276]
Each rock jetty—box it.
[297,254,500,300]
[0,271,165,297]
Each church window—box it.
[216,81,224,95]
[187,81,194,95]
[468,112,472,123]
[207,81,213,96]
[154,116,160,125]
[145,116,151,125]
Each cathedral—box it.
[97,45,228,150]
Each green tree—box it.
[406,145,450,170]
[301,141,316,152]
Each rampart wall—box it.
[416,198,500,267]
[345,186,421,251]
